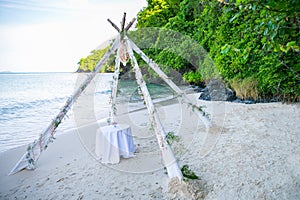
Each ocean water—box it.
[0,72,173,153]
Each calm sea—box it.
[0,72,173,153]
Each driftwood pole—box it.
[121,12,126,32]
[125,37,183,180]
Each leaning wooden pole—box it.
[9,36,121,175]
[125,37,183,180]
[121,12,126,32]
[108,56,121,124]
[129,39,211,128]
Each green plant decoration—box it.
[181,164,199,180]
[166,131,180,145]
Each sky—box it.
[0,0,147,72]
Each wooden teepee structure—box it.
[10,13,210,179]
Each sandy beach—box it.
[0,94,299,199]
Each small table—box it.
[95,124,135,164]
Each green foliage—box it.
[77,46,113,72]
[54,119,61,128]
[181,165,199,180]
[136,0,300,102]
[183,71,203,85]
[166,131,180,145]
[137,0,180,28]
[76,0,299,101]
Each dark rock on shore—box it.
[199,79,236,101]
[198,79,284,104]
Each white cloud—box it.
[0,0,147,72]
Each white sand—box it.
[0,94,299,199]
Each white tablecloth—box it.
[95,124,135,164]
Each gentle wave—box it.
[0,97,66,116]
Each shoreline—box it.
[1,95,299,199]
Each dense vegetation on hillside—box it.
[77,0,299,102]
[135,0,299,102]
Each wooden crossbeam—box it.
[125,37,183,180]
[121,12,126,32]
[125,18,136,31]
[107,19,120,32]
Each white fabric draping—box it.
[95,124,135,164]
